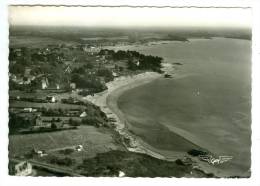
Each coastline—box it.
[84,71,167,160]
[83,67,226,177]
[83,66,235,177]
[100,38,252,178]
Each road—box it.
[10,158,82,177]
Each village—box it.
[8,41,163,133]
[8,38,217,178]
[8,41,165,176]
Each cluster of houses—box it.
[15,107,87,130]
[9,144,85,176]
[10,43,128,93]
[34,115,61,129]
[9,67,36,85]
[10,65,77,91]
[83,45,101,55]
[9,160,33,176]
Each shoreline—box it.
[83,67,231,177]
[83,66,205,159]
[84,71,167,160]
[83,67,225,177]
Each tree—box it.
[56,118,61,122]
[86,63,94,69]
[96,68,114,82]
[9,113,34,134]
[9,64,25,74]
[51,123,57,129]
[68,118,73,125]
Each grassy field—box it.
[77,150,214,177]
[9,90,67,98]
[9,126,124,161]
[9,100,86,110]
[9,126,213,177]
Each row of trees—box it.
[9,113,34,134]
[99,49,163,72]
[9,79,39,92]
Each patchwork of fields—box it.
[9,125,124,162]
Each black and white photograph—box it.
[1,1,259,184]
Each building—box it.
[112,71,118,77]
[41,78,49,89]
[80,111,87,118]
[75,145,83,152]
[35,115,43,126]
[23,108,37,113]
[46,95,56,103]
[31,148,48,157]
[67,109,81,116]
[70,83,76,90]
[118,171,125,177]
[35,150,48,157]
[64,65,72,74]
[10,161,33,176]
[83,46,101,54]
[13,48,22,57]
[9,73,17,81]
[133,58,140,66]
[24,67,31,77]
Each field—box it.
[9,125,125,161]
[10,100,86,110]
[9,36,78,48]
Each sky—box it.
[9,6,252,29]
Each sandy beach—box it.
[83,68,229,177]
[84,71,169,160]
[84,62,200,161]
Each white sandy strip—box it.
[84,71,168,160]
[83,69,222,176]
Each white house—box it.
[70,83,76,89]
[14,161,33,176]
[41,78,49,89]
[36,150,48,157]
[75,145,83,152]
[83,46,101,54]
[118,171,125,177]
[80,111,87,118]
[112,71,118,77]
[24,108,37,113]
[46,96,56,103]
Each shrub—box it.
[68,118,81,126]
[49,156,75,166]
[187,149,208,157]
[59,148,74,155]
[175,159,185,166]
[81,117,103,127]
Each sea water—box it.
[111,38,251,177]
